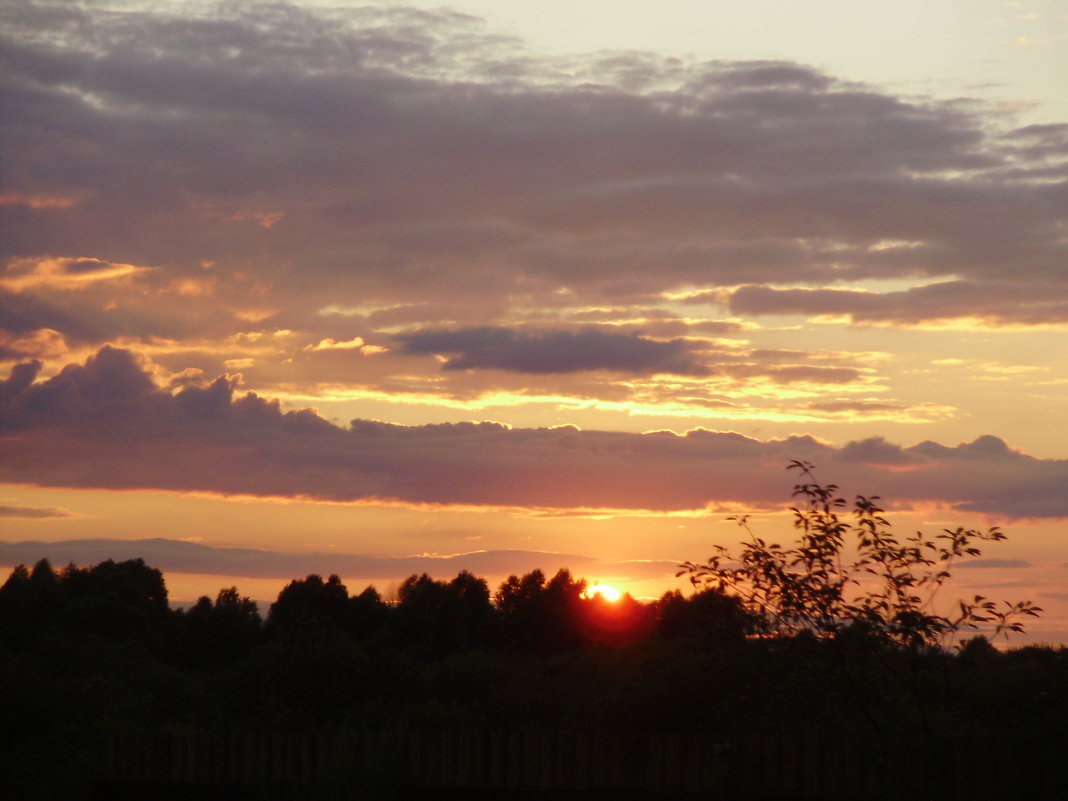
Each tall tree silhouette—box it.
[182,587,261,665]
[266,573,350,635]
[495,568,587,651]
[0,561,54,646]
[349,585,389,641]
[0,558,174,649]
[396,571,495,653]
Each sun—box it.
[586,583,622,602]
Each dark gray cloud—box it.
[2,348,1067,518]
[396,326,711,375]
[729,282,1068,326]
[1002,123,1068,161]
[0,0,1064,352]
[390,325,869,385]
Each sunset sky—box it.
[2,0,1066,642]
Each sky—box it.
[1,0,1067,642]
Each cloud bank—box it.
[0,537,683,585]
[2,348,1066,518]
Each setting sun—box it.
[586,583,622,602]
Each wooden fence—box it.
[92,727,1065,800]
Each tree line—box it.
[1,552,1065,799]
[0,556,755,664]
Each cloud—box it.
[801,400,955,424]
[0,538,583,579]
[721,364,863,384]
[303,336,386,356]
[839,436,923,465]
[954,559,1032,569]
[2,348,1067,518]
[0,327,69,361]
[807,401,907,413]
[396,326,711,375]
[0,192,82,210]
[0,505,69,519]
[306,337,367,352]
[0,290,115,346]
[388,325,872,389]
[0,257,149,293]
[0,537,681,584]
[728,282,1068,327]
[0,0,1064,354]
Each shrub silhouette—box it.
[680,461,1041,649]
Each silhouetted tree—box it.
[29,558,62,607]
[182,586,261,664]
[444,570,496,648]
[348,584,389,641]
[0,559,71,646]
[73,559,173,648]
[396,571,495,653]
[266,573,350,635]
[0,563,37,646]
[655,587,755,642]
[495,569,546,617]
[0,558,175,650]
[495,568,588,652]
[680,461,1041,649]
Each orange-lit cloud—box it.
[304,337,387,355]
[0,192,82,210]
[1,257,150,293]
[0,328,70,361]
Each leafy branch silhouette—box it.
[679,460,1041,649]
